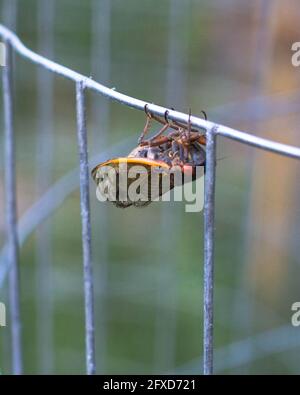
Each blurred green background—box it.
[1,0,300,374]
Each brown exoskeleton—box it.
[91,106,207,208]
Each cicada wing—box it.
[91,157,171,208]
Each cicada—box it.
[91,107,206,208]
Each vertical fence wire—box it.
[1,16,300,375]
[2,39,23,375]
[35,0,55,374]
[203,127,217,375]
[75,80,96,375]
[91,0,111,373]
[1,0,17,376]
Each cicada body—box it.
[91,109,206,208]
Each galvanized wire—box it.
[2,39,22,374]
[1,24,300,159]
[203,127,217,375]
[1,23,300,376]
[75,80,96,375]
[1,0,17,376]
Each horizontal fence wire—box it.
[1,24,300,159]
[1,23,300,376]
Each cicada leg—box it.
[138,105,153,144]
[148,122,170,145]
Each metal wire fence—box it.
[1,20,300,376]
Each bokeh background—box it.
[1,0,300,374]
